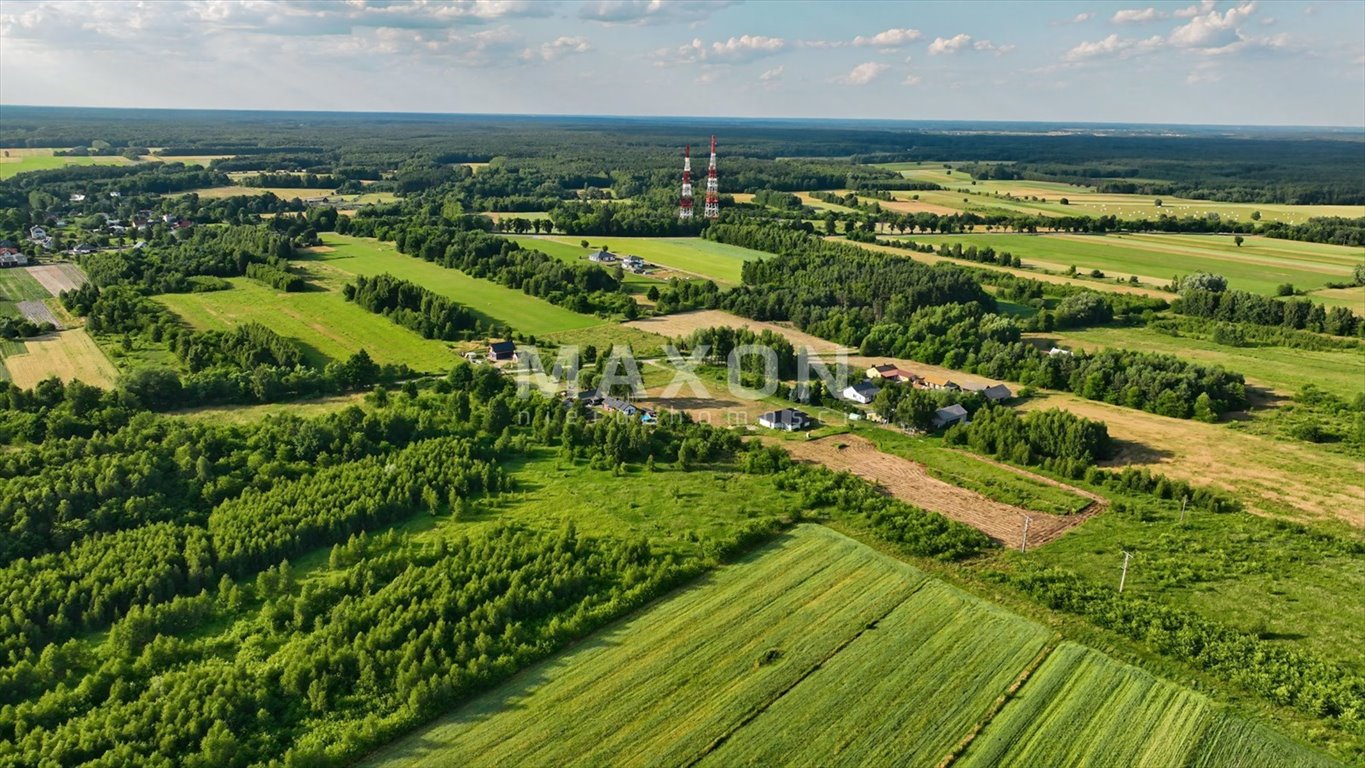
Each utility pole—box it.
[1020,515,1033,553]
[1179,496,1188,525]
[703,135,720,220]
[678,144,693,220]
[1119,551,1132,594]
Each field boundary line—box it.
[938,637,1060,768]
[682,578,930,767]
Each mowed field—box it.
[886,232,1365,297]
[363,526,1337,768]
[512,235,769,286]
[0,148,132,179]
[1,328,120,388]
[874,163,1365,224]
[1031,327,1365,398]
[308,234,600,335]
[157,272,460,371]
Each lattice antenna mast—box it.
[678,144,693,220]
[703,134,719,220]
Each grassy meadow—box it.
[885,232,1364,297]
[361,525,1338,768]
[156,269,461,372]
[309,234,601,335]
[1032,327,1365,398]
[0,148,132,179]
[511,235,768,286]
[874,162,1365,224]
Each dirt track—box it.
[625,310,853,355]
[779,434,1100,548]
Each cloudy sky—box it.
[1,0,1362,126]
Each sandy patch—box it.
[778,434,1099,548]
[625,309,854,354]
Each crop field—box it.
[1033,327,1365,397]
[513,235,769,286]
[0,267,51,313]
[504,235,662,293]
[180,185,343,200]
[959,642,1340,768]
[0,328,120,388]
[0,148,132,179]
[364,525,1335,768]
[24,262,87,295]
[156,268,460,371]
[308,234,601,335]
[886,232,1364,296]
[698,579,1051,767]
[873,163,1365,224]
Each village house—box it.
[1048,346,1073,357]
[931,403,970,430]
[0,241,27,267]
[69,193,86,203]
[28,226,47,241]
[842,380,880,404]
[866,363,919,384]
[757,407,813,431]
[588,248,618,264]
[487,340,517,362]
[917,373,960,391]
[962,382,1013,403]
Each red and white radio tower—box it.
[703,134,719,219]
[678,144,693,220]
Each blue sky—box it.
[1,0,1362,126]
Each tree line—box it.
[343,273,487,340]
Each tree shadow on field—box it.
[1100,438,1175,466]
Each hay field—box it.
[25,263,88,295]
[0,328,119,388]
[893,232,1363,296]
[875,163,1365,224]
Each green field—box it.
[0,150,131,179]
[511,235,769,286]
[873,163,1365,224]
[157,272,459,371]
[889,232,1364,297]
[363,525,1333,767]
[0,267,50,306]
[309,234,602,335]
[1035,327,1365,397]
[961,642,1340,768]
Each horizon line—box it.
[2,103,1362,132]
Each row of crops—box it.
[363,525,1345,768]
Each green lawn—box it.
[310,234,602,336]
[1035,326,1365,397]
[511,235,768,286]
[0,152,131,179]
[0,268,50,303]
[895,232,1363,296]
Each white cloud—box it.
[578,0,735,26]
[1168,1,1258,50]
[853,28,922,47]
[1071,12,1093,23]
[835,61,890,85]
[928,33,972,55]
[1175,0,1218,18]
[759,65,784,82]
[657,34,786,65]
[973,39,1015,55]
[1112,8,1166,24]
[902,73,923,86]
[1064,33,1164,61]
[520,35,592,62]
